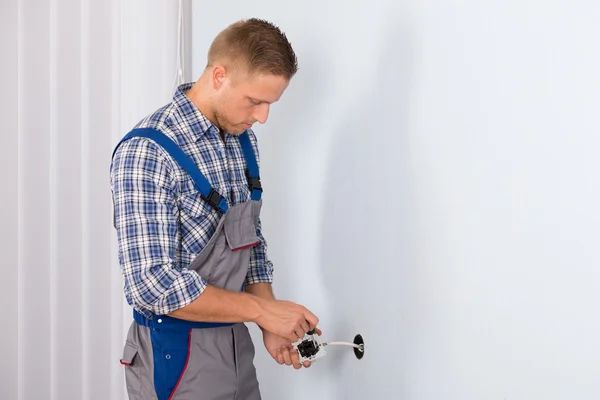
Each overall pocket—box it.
[223,203,260,251]
[120,341,142,398]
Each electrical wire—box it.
[323,341,365,352]
[171,0,185,95]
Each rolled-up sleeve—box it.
[110,137,207,315]
[246,218,274,285]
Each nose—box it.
[253,104,270,124]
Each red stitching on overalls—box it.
[168,329,193,400]
[231,241,259,251]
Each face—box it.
[211,67,290,135]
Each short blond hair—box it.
[207,18,298,80]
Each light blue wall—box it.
[192,1,600,399]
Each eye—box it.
[248,98,261,105]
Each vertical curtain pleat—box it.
[50,0,83,397]
[19,1,53,399]
[17,1,186,398]
[3,0,19,399]
[81,0,117,398]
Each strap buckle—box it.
[245,168,262,192]
[201,189,224,211]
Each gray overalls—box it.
[115,128,263,400]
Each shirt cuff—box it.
[152,269,208,315]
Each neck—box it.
[185,74,221,130]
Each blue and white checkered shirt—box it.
[110,83,274,318]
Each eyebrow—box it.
[249,97,267,103]
[249,96,277,105]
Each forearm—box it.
[168,285,266,323]
[245,283,277,332]
[245,282,275,300]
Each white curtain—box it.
[12,1,191,399]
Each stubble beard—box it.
[214,108,245,135]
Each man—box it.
[111,18,321,400]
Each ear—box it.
[211,65,227,90]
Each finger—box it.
[293,329,305,341]
[280,342,293,350]
[303,309,319,329]
[286,331,300,343]
[307,327,322,336]
[281,347,293,366]
[303,360,311,368]
[300,319,311,334]
[275,349,284,365]
[290,349,302,370]
[268,349,278,361]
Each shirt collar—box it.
[172,82,219,141]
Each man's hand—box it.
[254,298,319,343]
[262,328,323,369]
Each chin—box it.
[228,127,247,135]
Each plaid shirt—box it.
[110,83,274,318]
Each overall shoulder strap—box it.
[113,127,228,214]
[238,131,263,201]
